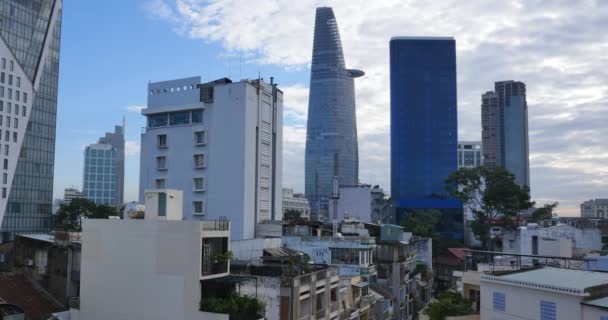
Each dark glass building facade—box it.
[305,7,363,220]
[0,0,62,239]
[390,37,462,239]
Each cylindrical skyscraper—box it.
[305,7,363,221]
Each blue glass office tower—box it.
[0,0,62,240]
[390,37,462,239]
[305,7,363,220]
[83,125,124,207]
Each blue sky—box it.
[55,0,308,202]
[54,0,608,216]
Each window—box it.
[156,156,167,170]
[23,92,26,104]
[158,192,167,217]
[193,178,205,191]
[8,75,12,85]
[16,77,20,88]
[157,134,167,148]
[7,103,10,113]
[2,188,5,198]
[192,110,203,123]
[9,61,13,72]
[493,292,505,312]
[194,131,206,145]
[4,145,8,156]
[0,101,3,111]
[148,113,168,127]
[13,104,17,115]
[4,131,8,142]
[2,173,6,184]
[6,117,9,128]
[12,132,16,143]
[540,301,556,320]
[21,106,25,117]
[155,179,165,189]
[0,86,4,97]
[14,118,17,129]
[193,201,204,215]
[3,159,7,170]
[194,154,205,168]
[15,91,19,101]
[7,88,11,100]
[1,58,5,69]
[0,116,2,126]
[169,111,190,125]
[0,72,4,83]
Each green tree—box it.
[529,202,558,224]
[401,209,441,238]
[283,209,307,223]
[53,198,120,231]
[445,167,534,250]
[427,292,472,320]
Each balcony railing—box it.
[201,219,230,231]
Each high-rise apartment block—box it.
[139,77,283,240]
[305,7,363,221]
[282,188,311,220]
[0,0,62,240]
[458,141,482,168]
[82,125,124,207]
[481,81,530,187]
[389,37,462,239]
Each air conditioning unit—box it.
[25,259,34,266]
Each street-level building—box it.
[139,77,283,240]
[63,188,82,206]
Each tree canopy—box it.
[283,209,307,224]
[400,209,441,238]
[445,166,534,250]
[529,202,558,224]
[53,198,120,231]
[427,292,472,320]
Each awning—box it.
[352,281,369,288]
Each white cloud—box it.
[126,105,145,113]
[125,140,140,156]
[148,0,608,216]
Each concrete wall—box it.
[481,280,583,320]
[539,238,571,258]
[79,219,227,320]
[231,238,281,261]
[329,187,372,222]
[582,305,608,319]
[239,276,281,320]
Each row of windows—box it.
[85,148,116,158]
[0,100,27,117]
[148,110,203,128]
[156,154,206,170]
[157,131,206,148]
[0,71,21,88]
[1,58,14,72]
[493,292,559,320]
[149,84,197,95]
[0,86,27,103]
[154,177,205,192]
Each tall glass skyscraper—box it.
[390,37,462,239]
[481,81,530,187]
[0,0,62,240]
[83,125,124,207]
[305,7,363,220]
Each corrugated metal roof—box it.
[263,247,302,257]
[482,267,608,293]
[16,234,54,243]
[582,296,608,309]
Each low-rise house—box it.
[480,267,608,320]
[433,248,467,292]
[502,224,602,265]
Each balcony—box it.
[201,219,229,232]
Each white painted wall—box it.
[481,281,584,320]
[231,238,281,261]
[582,304,608,319]
[79,219,227,320]
[140,78,283,241]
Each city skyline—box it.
[52,1,608,216]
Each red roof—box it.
[0,274,63,319]
[433,248,469,267]
[448,248,467,260]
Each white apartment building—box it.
[282,188,311,220]
[75,189,232,320]
[458,141,482,168]
[328,185,387,223]
[139,77,283,240]
[581,199,608,218]
[480,267,608,320]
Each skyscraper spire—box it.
[305,7,363,221]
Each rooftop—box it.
[582,296,608,310]
[16,233,54,243]
[481,267,608,296]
